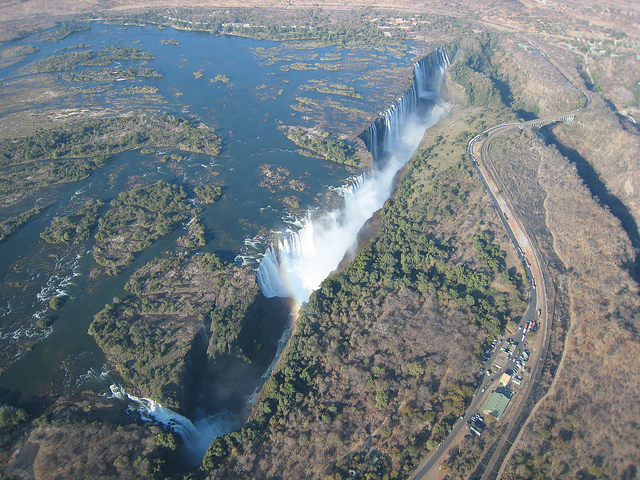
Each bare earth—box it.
[1,0,640,479]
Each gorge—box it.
[2,3,636,477]
[133,45,452,464]
[257,47,450,305]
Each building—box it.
[493,351,509,371]
[499,373,511,387]
[469,417,486,436]
[482,392,511,419]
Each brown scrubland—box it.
[493,128,640,479]
[0,0,639,479]
[202,103,526,478]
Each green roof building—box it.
[482,392,511,419]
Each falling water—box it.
[110,385,240,465]
[113,47,450,465]
[257,47,450,305]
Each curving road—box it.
[409,41,589,479]
[409,118,550,480]
[472,125,550,480]
[410,101,594,479]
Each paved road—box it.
[474,130,550,480]
[408,291,535,480]
[410,41,588,480]
[410,117,554,480]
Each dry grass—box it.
[2,397,177,480]
[525,137,640,478]
[491,38,585,116]
[492,129,640,478]
[0,1,638,478]
[211,291,485,479]
[551,98,640,247]
[204,105,523,480]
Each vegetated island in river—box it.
[0,113,222,372]
[0,28,530,480]
[0,114,221,210]
[0,3,639,478]
[89,252,290,414]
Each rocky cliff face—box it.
[89,253,290,415]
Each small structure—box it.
[469,417,486,436]
[503,340,518,355]
[482,392,511,420]
[493,351,509,371]
[499,373,511,387]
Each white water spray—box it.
[257,48,450,304]
[110,385,239,465]
[110,48,450,465]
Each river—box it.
[0,22,424,411]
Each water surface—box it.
[0,22,419,409]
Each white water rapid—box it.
[110,47,450,466]
[257,47,450,305]
[110,385,240,465]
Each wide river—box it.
[0,22,426,411]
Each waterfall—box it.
[257,47,450,305]
[109,46,450,468]
[360,46,450,162]
[256,175,369,302]
[199,324,209,344]
[110,385,239,465]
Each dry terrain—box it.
[491,129,640,479]
[203,102,527,479]
[0,0,639,479]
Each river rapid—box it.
[0,24,418,401]
[0,21,446,459]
